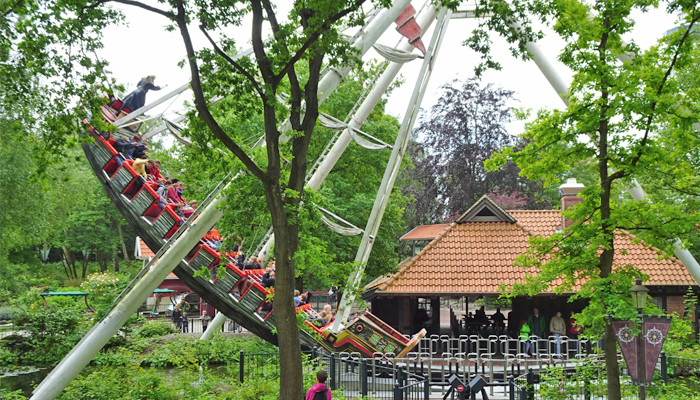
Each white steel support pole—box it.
[514,18,700,283]
[524,41,570,106]
[277,0,414,140]
[306,7,439,189]
[257,7,439,260]
[510,22,569,107]
[316,0,413,104]
[200,310,227,341]
[333,7,452,332]
[139,3,411,141]
[627,180,700,286]
[31,190,228,400]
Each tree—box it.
[0,118,128,285]
[486,2,700,398]
[402,78,549,228]
[59,193,125,277]
[160,66,408,293]
[4,1,390,398]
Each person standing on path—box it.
[567,311,584,355]
[200,311,212,332]
[528,308,545,339]
[181,312,189,333]
[550,311,566,355]
[519,320,531,355]
[305,370,332,400]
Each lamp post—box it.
[612,279,672,400]
[630,279,649,400]
[630,278,649,312]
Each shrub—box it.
[80,272,126,298]
[58,366,177,400]
[0,343,19,366]
[10,308,87,365]
[133,320,178,338]
[0,389,26,400]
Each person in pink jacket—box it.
[305,370,332,400]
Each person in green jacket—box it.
[527,308,545,338]
[519,320,531,355]
[175,297,190,314]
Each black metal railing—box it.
[237,351,282,382]
[237,348,523,400]
[665,353,700,392]
[221,347,694,400]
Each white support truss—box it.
[332,6,453,333]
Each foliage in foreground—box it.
[538,362,700,400]
[0,346,343,400]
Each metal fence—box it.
[237,348,520,400]
[228,345,700,400]
[665,354,700,393]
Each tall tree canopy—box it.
[160,67,408,290]
[486,1,700,398]
[3,0,394,398]
[402,78,548,228]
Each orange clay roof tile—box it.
[138,238,155,258]
[372,210,696,294]
[400,224,451,240]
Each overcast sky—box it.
[97,2,681,142]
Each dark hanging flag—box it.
[642,315,672,383]
[611,319,640,382]
[610,315,673,385]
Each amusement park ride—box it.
[30,1,700,399]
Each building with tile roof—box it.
[364,193,699,336]
[135,237,203,313]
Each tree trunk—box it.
[117,222,130,265]
[112,247,120,272]
[82,253,90,278]
[266,187,304,400]
[600,188,622,399]
[98,252,107,272]
[597,14,621,399]
[62,246,77,279]
[61,259,71,279]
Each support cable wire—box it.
[333,7,452,332]
[252,227,274,259]
[373,43,423,63]
[163,119,192,145]
[318,113,392,151]
[305,61,389,181]
[245,216,267,257]
[318,206,364,236]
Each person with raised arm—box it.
[118,75,162,114]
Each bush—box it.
[58,365,177,400]
[0,389,26,400]
[0,343,19,366]
[473,296,511,309]
[80,272,126,298]
[10,308,87,365]
[133,320,178,338]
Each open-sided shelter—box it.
[364,181,698,336]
